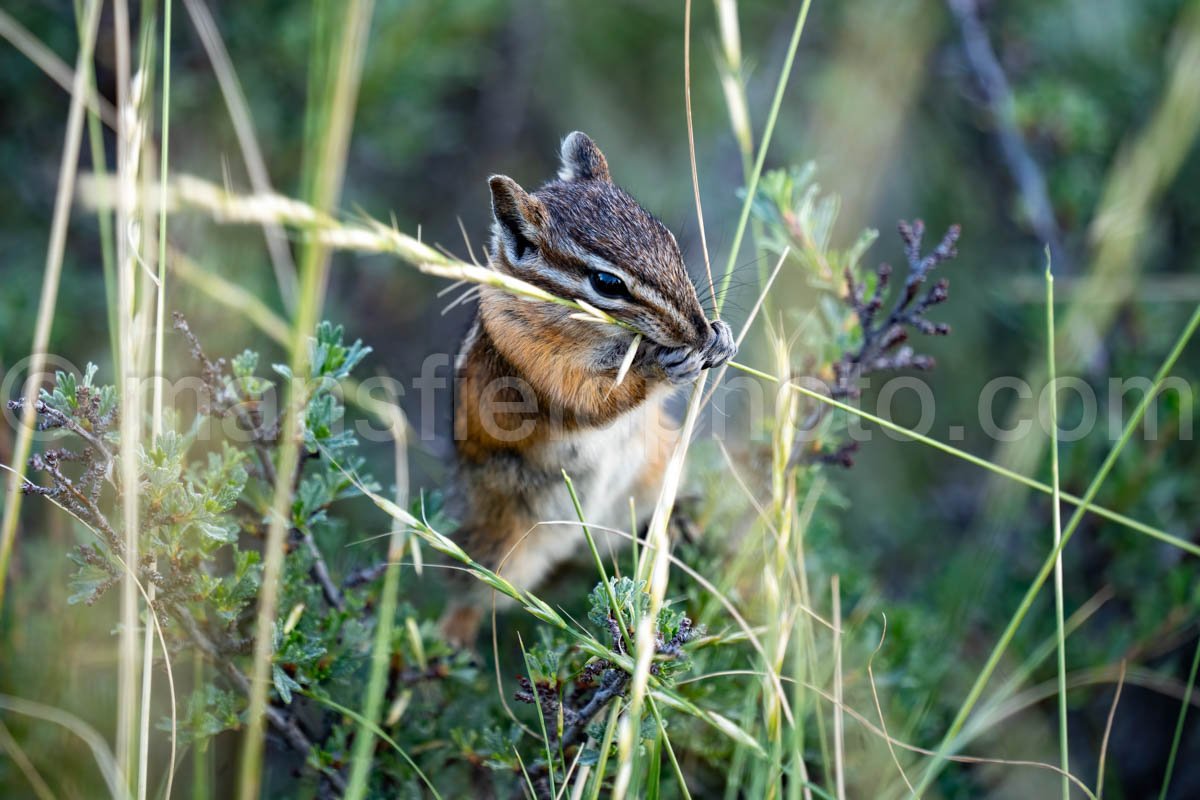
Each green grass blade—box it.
[237,3,374,797]
[716,0,813,314]
[346,403,409,799]
[138,4,175,799]
[112,0,141,783]
[646,726,662,800]
[1045,254,1070,800]
[520,636,558,798]
[0,693,128,800]
[587,702,622,800]
[302,692,443,799]
[1157,636,1200,800]
[343,560,402,789]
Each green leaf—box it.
[194,518,238,543]
[67,563,114,605]
[273,664,303,704]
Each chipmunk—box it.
[439,132,735,645]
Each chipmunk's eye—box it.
[588,270,631,300]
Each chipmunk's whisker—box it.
[441,285,480,316]
[436,279,466,298]
[457,216,482,266]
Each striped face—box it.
[486,133,713,352]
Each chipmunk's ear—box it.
[558,131,611,183]
[489,175,547,264]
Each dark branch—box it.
[297,526,345,611]
[173,311,278,486]
[947,0,1066,272]
[170,603,348,794]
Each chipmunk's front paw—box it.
[702,320,736,369]
[652,321,737,385]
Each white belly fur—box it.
[503,400,663,587]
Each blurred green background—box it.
[2,0,1199,797]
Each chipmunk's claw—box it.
[654,345,706,384]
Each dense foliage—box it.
[2,1,1199,798]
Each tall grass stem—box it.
[345,399,409,798]
[237,3,374,796]
[1157,637,1200,800]
[716,0,812,313]
[1045,254,1070,799]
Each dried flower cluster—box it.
[832,219,960,400]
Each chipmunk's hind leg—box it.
[437,522,502,648]
[439,601,485,649]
